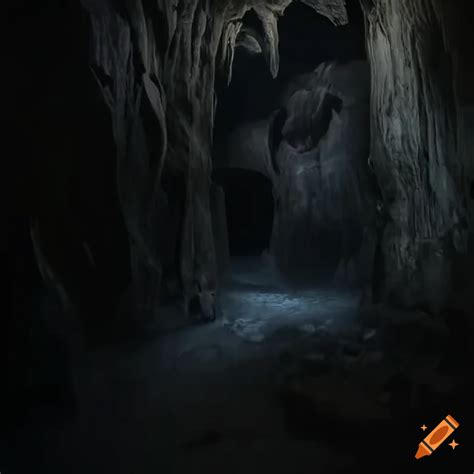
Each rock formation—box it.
[217,61,374,285]
[5,2,474,464]
[8,0,473,344]
[54,0,347,327]
[362,0,474,315]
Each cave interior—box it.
[4,0,474,473]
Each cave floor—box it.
[8,258,472,474]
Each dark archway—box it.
[213,168,274,256]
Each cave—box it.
[213,0,371,285]
[4,1,474,473]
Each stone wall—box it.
[362,0,474,314]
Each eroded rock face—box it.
[218,61,374,284]
[63,0,347,324]
[362,0,474,314]
[21,0,473,336]
[272,62,373,282]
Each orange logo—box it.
[415,415,460,459]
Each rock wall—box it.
[13,0,472,339]
[66,0,347,325]
[362,0,474,314]
[273,61,373,282]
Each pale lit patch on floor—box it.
[221,258,360,342]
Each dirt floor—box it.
[4,258,472,474]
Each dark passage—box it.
[213,168,274,256]
[212,0,370,285]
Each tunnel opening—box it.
[209,0,372,382]
[212,0,370,288]
[213,168,274,257]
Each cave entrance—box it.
[212,0,368,288]
[213,168,274,257]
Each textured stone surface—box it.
[12,0,474,334]
[5,4,474,467]
[362,0,474,313]
[67,0,347,323]
[217,61,374,283]
[272,61,373,280]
